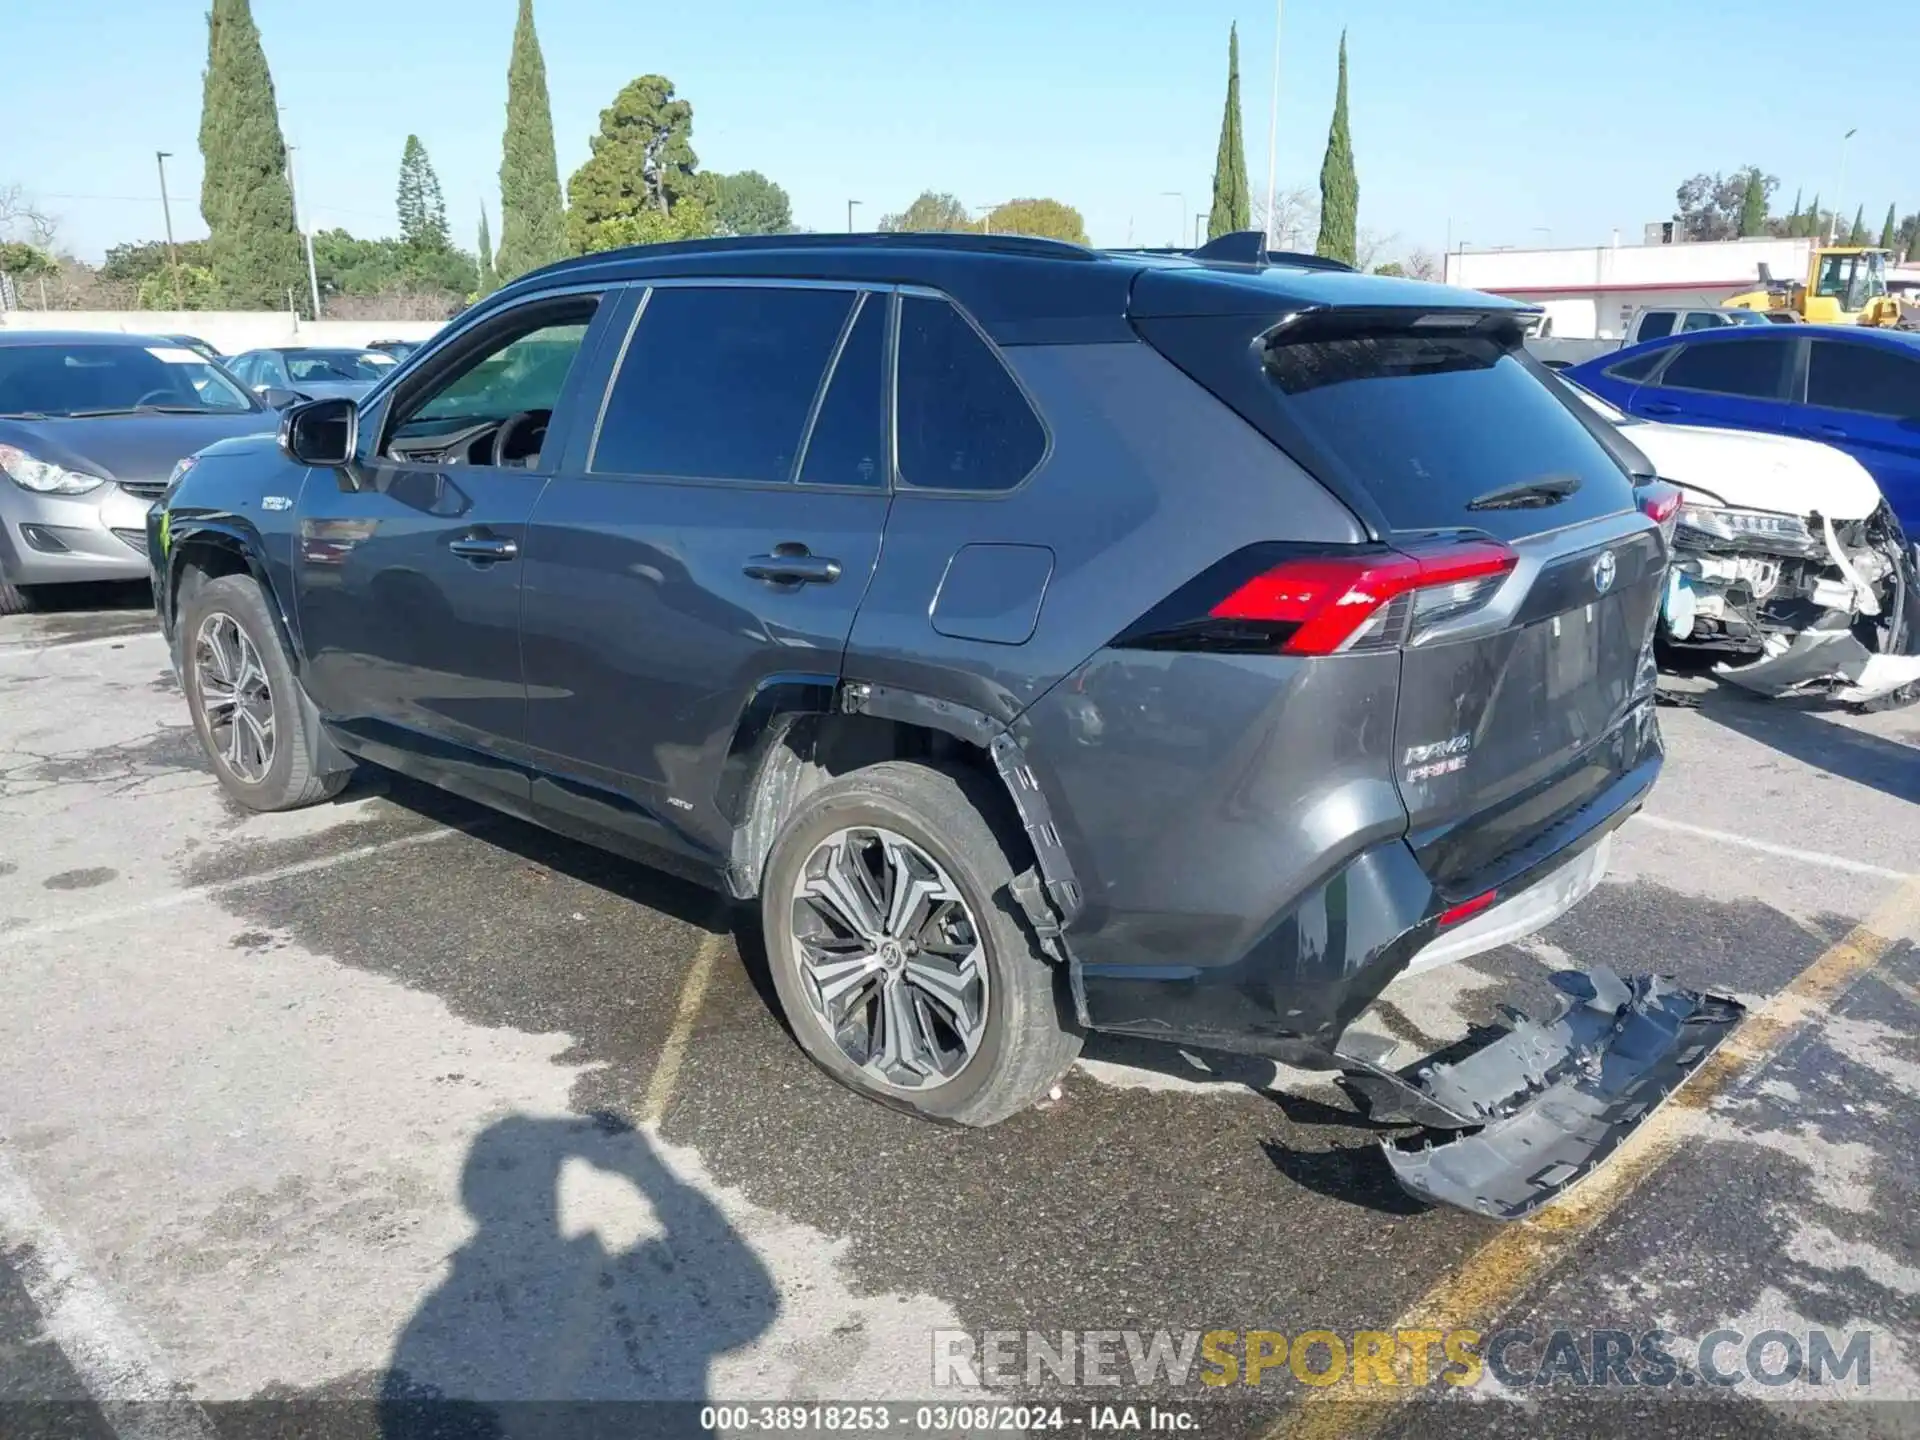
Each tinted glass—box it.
[0,342,254,416]
[412,320,594,422]
[1636,312,1676,340]
[895,296,1046,491]
[1658,338,1789,399]
[1807,340,1920,419]
[1605,349,1666,382]
[593,286,853,482]
[799,293,887,488]
[1260,332,1633,535]
[1680,311,1724,332]
[227,354,257,385]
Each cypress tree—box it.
[1738,171,1766,237]
[495,0,568,281]
[396,135,451,252]
[1808,193,1822,241]
[477,207,498,295]
[1206,24,1251,242]
[1848,205,1867,245]
[1879,205,1896,250]
[197,0,303,310]
[1784,189,1802,238]
[1315,31,1357,266]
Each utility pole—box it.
[285,142,322,320]
[1194,212,1206,248]
[1263,0,1282,248]
[155,151,184,310]
[847,199,862,232]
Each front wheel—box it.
[760,760,1080,1128]
[179,572,350,810]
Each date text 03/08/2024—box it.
[697,1405,1198,1432]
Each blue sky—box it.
[8,0,1912,264]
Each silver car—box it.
[0,331,273,614]
[225,346,398,404]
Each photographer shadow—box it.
[379,1112,776,1440]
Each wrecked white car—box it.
[1563,381,1920,705]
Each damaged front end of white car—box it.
[1663,494,1920,705]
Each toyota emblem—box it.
[1592,550,1618,595]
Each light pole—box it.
[1263,0,1282,248]
[283,141,322,319]
[1161,191,1186,248]
[1830,127,1857,244]
[1195,212,1207,247]
[155,151,183,310]
[971,202,1006,235]
[847,199,862,232]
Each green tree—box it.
[566,74,702,253]
[983,198,1088,244]
[1780,188,1803,237]
[397,135,451,252]
[1879,204,1896,250]
[708,170,792,236]
[1315,31,1357,266]
[1207,23,1251,241]
[477,207,498,295]
[1371,260,1406,276]
[137,265,219,310]
[0,242,53,278]
[101,239,213,284]
[1808,193,1822,241]
[877,191,971,232]
[573,195,715,254]
[196,0,304,309]
[1848,205,1867,245]
[1739,170,1767,236]
[495,0,567,282]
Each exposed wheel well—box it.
[172,537,252,610]
[732,712,1015,901]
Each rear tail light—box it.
[1118,539,1517,657]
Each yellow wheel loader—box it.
[1723,246,1900,325]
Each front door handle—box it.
[449,534,519,564]
[1815,423,1850,440]
[744,542,842,585]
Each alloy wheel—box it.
[789,826,990,1091]
[194,613,275,784]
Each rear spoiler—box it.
[1108,230,1357,273]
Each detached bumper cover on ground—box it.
[1338,967,1744,1220]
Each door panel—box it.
[1799,338,1920,532]
[293,289,620,802]
[519,282,891,864]
[1626,334,1797,435]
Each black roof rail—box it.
[511,229,1099,286]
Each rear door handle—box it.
[744,543,842,585]
[1640,402,1682,417]
[1814,423,1850,440]
[449,534,519,563]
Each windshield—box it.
[285,350,396,383]
[0,343,255,417]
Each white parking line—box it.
[4,824,471,944]
[0,1146,216,1440]
[1631,813,1913,881]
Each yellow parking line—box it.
[638,916,733,1126]
[1264,872,1920,1440]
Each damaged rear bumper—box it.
[1336,967,1743,1220]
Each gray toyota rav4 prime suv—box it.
[150,231,1739,1218]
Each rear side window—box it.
[1680,311,1724,332]
[1636,312,1676,340]
[895,296,1046,492]
[1807,340,1920,419]
[593,285,853,483]
[1605,349,1666,382]
[1658,338,1790,399]
[1255,330,1635,535]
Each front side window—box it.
[591,285,854,483]
[1806,340,1920,419]
[383,294,601,467]
[895,296,1046,492]
[1636,311,1676,340]
[0,342,255,417]
[1656,338,1790,400]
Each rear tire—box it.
[0,576,38,616]
[760,760,1080,1127]
[179,572,351,811]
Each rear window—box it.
[1605,349,1666,382]
[895,296,1046,492]
[1658,338,1790,399]
[1636,312,1676,340]
[1257,331,1635,534]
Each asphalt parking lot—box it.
[1,590,1915,1440]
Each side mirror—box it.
[259,387,305,410]
[279,397,358,467]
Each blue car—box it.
[1567,324,1920,534]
